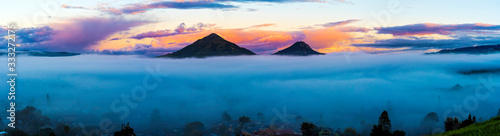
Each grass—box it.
[434,116,500,136]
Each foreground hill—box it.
[272,41,325,56]
[158,33,256,58]
[431,44,500,54]
[434,116,500,136]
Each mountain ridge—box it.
[430,44,500,54]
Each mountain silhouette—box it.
[272,41,325,56]
[432,44,500,54]
[158,33,256,58]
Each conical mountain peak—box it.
[158,33,256,58]
[272,41,325,56]
[203,33,224,40]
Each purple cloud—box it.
[62,0,350,15]
[130,23,215,39]
[320,19,360,27]
[376,23,500,36]
[299,19,361,29]
[352,35,500,50]
[45,18,149,52]
[17,26,55,44]
[7,18,150,52]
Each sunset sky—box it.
[2,0,500,55]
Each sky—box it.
[2,0,500,55]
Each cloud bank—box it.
[6,53,500,135]
[376,23,500,36]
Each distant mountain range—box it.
[272,41,324,56]
[430,44,500,54]
[158,33,256,58]
[0,50,80,57]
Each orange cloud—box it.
[302,26,352,50]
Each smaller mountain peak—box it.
[290,41,310,47]
[272,41,324,56]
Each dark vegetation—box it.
[2,106,498,136]
[435,116,500,136]
[444,114,476,132]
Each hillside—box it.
[434,116,500,136]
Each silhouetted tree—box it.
[64,125,70,135]
[150,109,163,134]
[371,111,405,136]
[419,112,439,135]
[344,127,361,136]
[393,130,406,136]
[444,115,477,132]
[295,115,303,123]
[211,124,231,136]
[184,121,204,136]
[497,108,500,116]
[300,122,317,136]
[257,112,264,123]
[370,124,391,136]
[378,111,391,132]
[46,94,50,103]
[54,123,71,136]
[445,117,458,131]
[36,128,55,136]
[234,116,251,136]
[114,122,136,136]
[460,114,476,128]
[17,106,50,134]
[222,111,232,123]
[239,116,251,126]
[5,128,29,136]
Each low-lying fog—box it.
[2,52,500,135]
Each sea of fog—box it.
[1,52,500,134]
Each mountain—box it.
[434,116,500,136]
[0,50,80,57]
[431,44,500,54]
[272,41,325,56]
[158,33,256,58]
